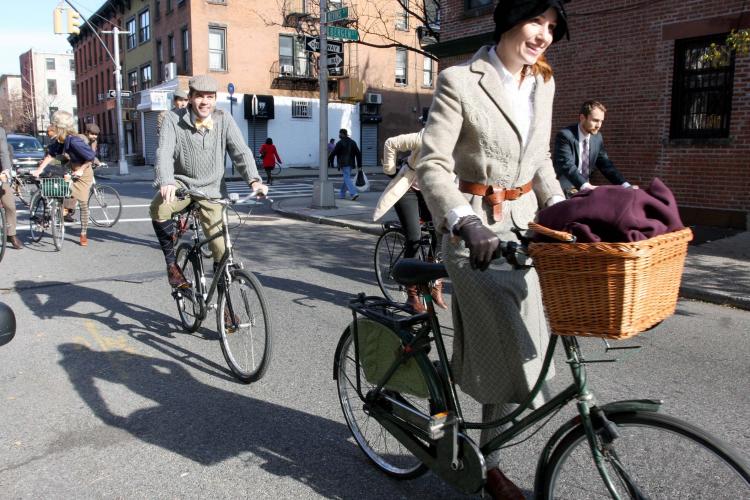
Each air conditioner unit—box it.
[366,93,382,105]
[280,64,294,76]
[164,62,177,81]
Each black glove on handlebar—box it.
[453,215,500,271]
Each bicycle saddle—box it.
[392,259,449,286]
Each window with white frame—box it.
[395,0,409,30]
[291,100,312,118]
[141,65,152,90]
[69,59,75,72]
[208,27,227,71]
[47,79,57,95]
[128,70,138,93]
[139,9,151,43]
[395,48,408,85]
[46,58,55,70]
[126,18,137,49]
[422,56,433,87]
[181,28,190,73]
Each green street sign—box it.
[327,25,359,41]
[325,7,349,23]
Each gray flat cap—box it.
[173,89,188,99]
[188,75,218,93]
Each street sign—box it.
[107,90,131,98]
[227,82,235,95]
[326,25,359,41]
[327,53,344,69]
[304,35,343,54]
[325,6,349,23]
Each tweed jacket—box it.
[155,107,260,199]
[416,46,563,237]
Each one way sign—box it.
[304,35,343,55]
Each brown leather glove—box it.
[453,215,500,271]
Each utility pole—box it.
[101,27,129,176]
[311,0,336,208]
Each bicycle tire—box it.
[15,178,37,207]
[175,244,204,332]
[217,268,272,383]
[540,411,750,499]
[50,201,64,251]
[0,208,6,263]
[88,184,122,227]
[28,193,46,243]
[374,228,409,303]
[335,325,434,479]
[270,163,281,175]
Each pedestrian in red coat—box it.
[258,138,282,185]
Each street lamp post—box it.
[311,0,336,208]
[101,27,129,176]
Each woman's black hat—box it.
[493,0,571,43]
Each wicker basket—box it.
[527,223,693,339]
[40,177,71,198]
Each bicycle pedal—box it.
[428,411,457,440]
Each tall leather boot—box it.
[430,279,448,309]
[405,285,426,313]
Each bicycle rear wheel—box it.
[88,184,122,227]
[0,208,6,263]
[335,326,433,479]
[175,244,204,332]
[540,411,750,499]
[217,268,272,383]
[374,228,408,302]
[28,193,46,243]
[50,201,64,250]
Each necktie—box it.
[195,117,213,131]
[581,137,590,179]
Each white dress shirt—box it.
[577,124,631,190]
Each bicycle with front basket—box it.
[334,234,750,498]
[172,187,272,383]
[28,176,70,251]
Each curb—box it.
[272,205,382,236]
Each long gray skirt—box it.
[443,234,554,406]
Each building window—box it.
[168,34,175,61]
[126,17,137,49]
[291,100,312,119]
[47,79,58,95]
[395,0,409,30]
[156,40,164,83]
[73,107,77,117]
[139,9,151,43]
[395,48,408,85]
[46,58,56,70]
[166,0,172,13]
[154,0,161,20]
[71,81,77,95]
[181,28,190,73]
[465,0,493,10]
[69,59,75,72]
[425,0,440,27]
[141,65,152,90]
[422,56,433,87]
[279,34,310,77]
[49,107,58,121]
[128,70,138,93]
[208,27,227,71]
[670,34,735,139]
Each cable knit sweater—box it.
[154,107,260,198]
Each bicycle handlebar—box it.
[175,187,270,206]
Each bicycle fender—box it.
[332,326,352,380]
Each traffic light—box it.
[53,7,64,34]
[66,8,82,35]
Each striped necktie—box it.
[581,137,590,179]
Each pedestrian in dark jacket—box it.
[328,128,362,200]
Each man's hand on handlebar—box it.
[250,180,269,198]
[161,184,177,204]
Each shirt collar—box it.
[487,46,535,90]
[578,124,591,141]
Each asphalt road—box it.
[0,179,748,498]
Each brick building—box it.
[70,0,438,167]
[428,0,750,229]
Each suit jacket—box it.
[553,124,626,194]
[416,46,563,236]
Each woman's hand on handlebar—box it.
[453,215,500,271]
[161,184,177,204]
[250,180,268,197]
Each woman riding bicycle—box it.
[415,1,569,497]
[258,137,282,186]
[32,111,96,247]
[373,110,447,313]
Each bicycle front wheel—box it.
[88,184,122,227]
[175,244,204,332]
[540,411,750,499]
[374,228,408,303]
[29,193,46,242]
[335,326,432,479]
[217,268,272,383]
[50,201,64,250]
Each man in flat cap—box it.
[150,74,267,288]
[172,89,189,110]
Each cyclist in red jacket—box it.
[258,138,282,185]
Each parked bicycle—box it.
[28,177,70,251]
[172,187,273,383]
[335,238,750,498]
[374,219,441,303]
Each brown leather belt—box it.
[458,179,533,222]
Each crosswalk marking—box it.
[226,181,313,200]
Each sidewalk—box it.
[274,190,750,312]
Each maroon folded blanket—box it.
[535,178,684,243]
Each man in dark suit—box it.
[553,100,634,197]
